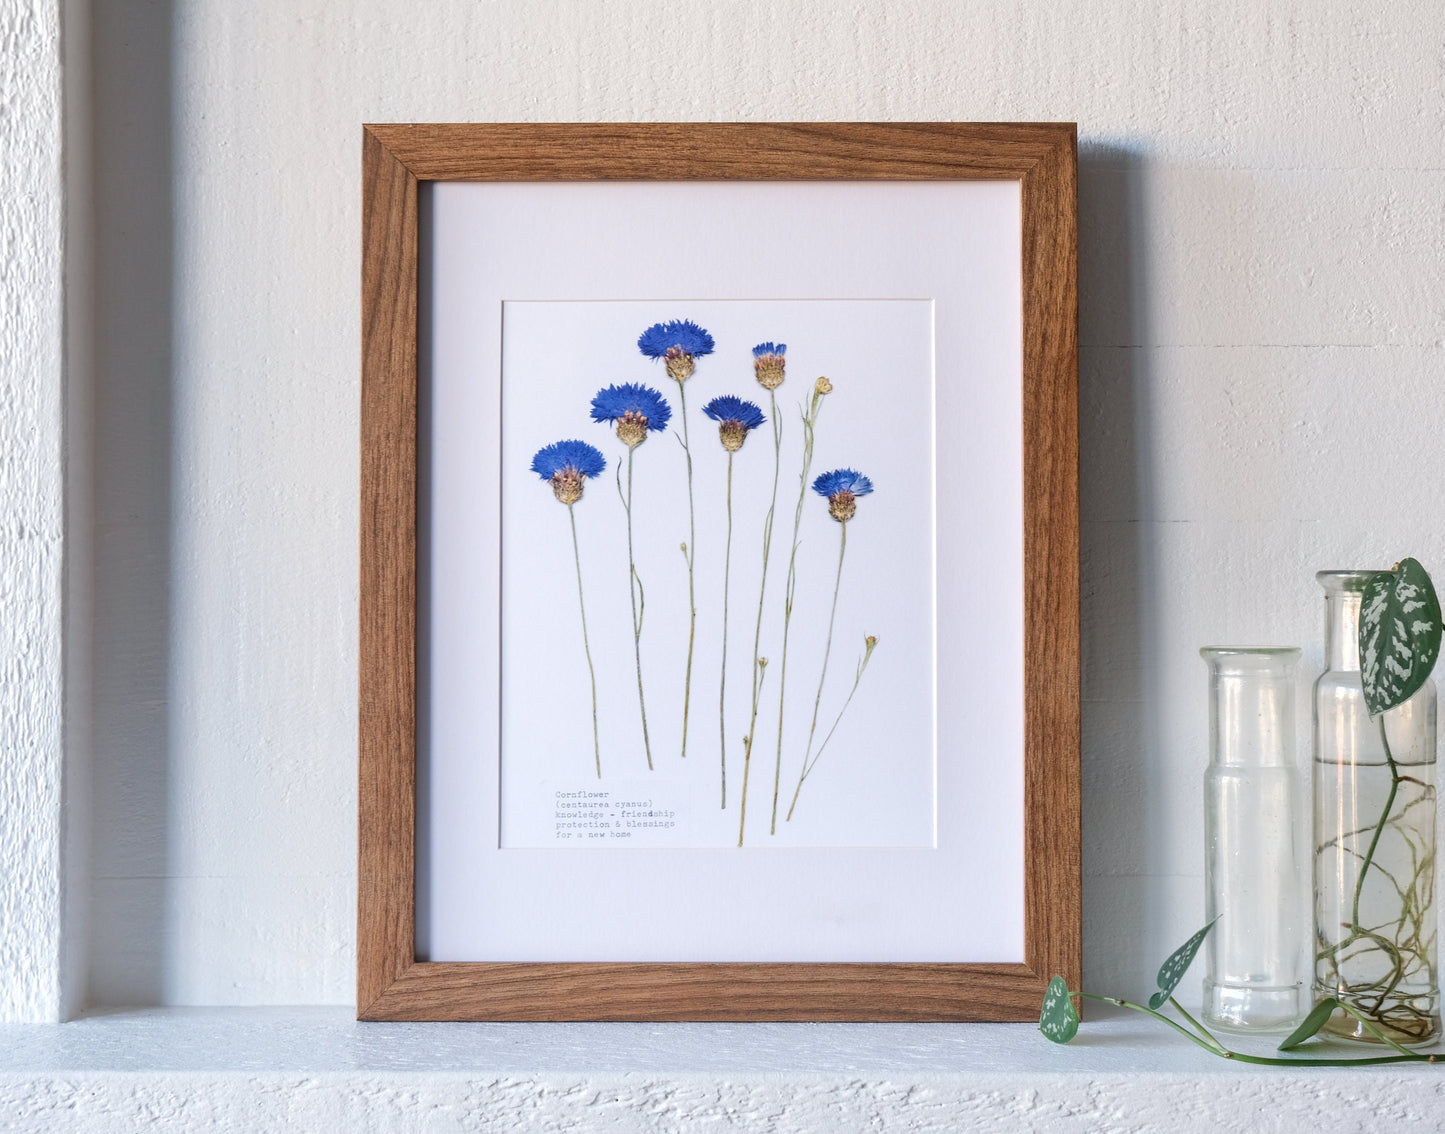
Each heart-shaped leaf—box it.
[1277,998,1341,1051]
[1360,558,1442,717]
[1038,975,1079,1044]
[1148,920,1218,1010]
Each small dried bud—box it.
[616,411,649,448]
[815,376,833,395]
[759,657,769,667]
[865,635,878,649]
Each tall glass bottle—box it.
[1313,570,1439,1044]
[1201,647,1308,1032]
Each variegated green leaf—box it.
[1038,975,1079,1044]
[1277,998,1341,1051]
[1360,558,1442,717]
[1148,920,1218,1010]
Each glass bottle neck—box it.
[1324,592,1362,672]
[1200,647,1300,768]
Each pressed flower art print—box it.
[414,175,1039,976]
[492,299,936,852]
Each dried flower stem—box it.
[737,391,782,840]
[737,659,770,846]
[769,385,826,834]
[794,522,846,800]
[675,380,696,760]
[567,502,601,778]
[787,634,876,821]
[617,451,652,770]
[718,451,735,808]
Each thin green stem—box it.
[1072,993,1436,1066]
[737,389,781,843]
[567,503,600,778]
[1314,714,1423,1036]
[1166,997,1228,1054]
[1352,716,1400,929]
[621,449,652,770]
[676,380,696,759]
[1073,993,1226,1055]
[718,452,734,809]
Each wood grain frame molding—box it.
[359,123,1080,1021]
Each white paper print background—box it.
[421,181,1022,962]
[500,300,935,850]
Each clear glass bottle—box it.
[1200,646,1308,1032]
[1313,570,1439,1044]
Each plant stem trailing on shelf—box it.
[1040,920,1443,1065]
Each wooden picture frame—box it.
[359,122,1079,1021]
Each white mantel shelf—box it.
[1,1007,1443,1131]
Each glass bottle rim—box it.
[1199,645,1302,658]
[1316,569,1389,593]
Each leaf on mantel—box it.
[1038,975,1079,1044]
[1277,998,1342,1051]
[1148,920,1218,1010]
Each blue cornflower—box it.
[531,439,607,504]
[638,319,715,382]
[590,383,672,448]
[812,468,874,522]
[702,395,767,452]
[752,342,787,390]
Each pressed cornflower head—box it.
[638,319,716,382]
[702,395,767,452]
[813,468,875,523]
[590,383,672,448]
[530,439,607,505]
[752,342,787,390]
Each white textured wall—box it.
[0,0,65,1023]
[4,0,1444,1014]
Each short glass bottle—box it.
[1200,647,1309,1032]
[1313,570,1439,1044]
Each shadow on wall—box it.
[1076,142,1164,992]
[86,0,175,1007]
[72,78,1159,1001]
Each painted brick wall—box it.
[5,0,1444,1017]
